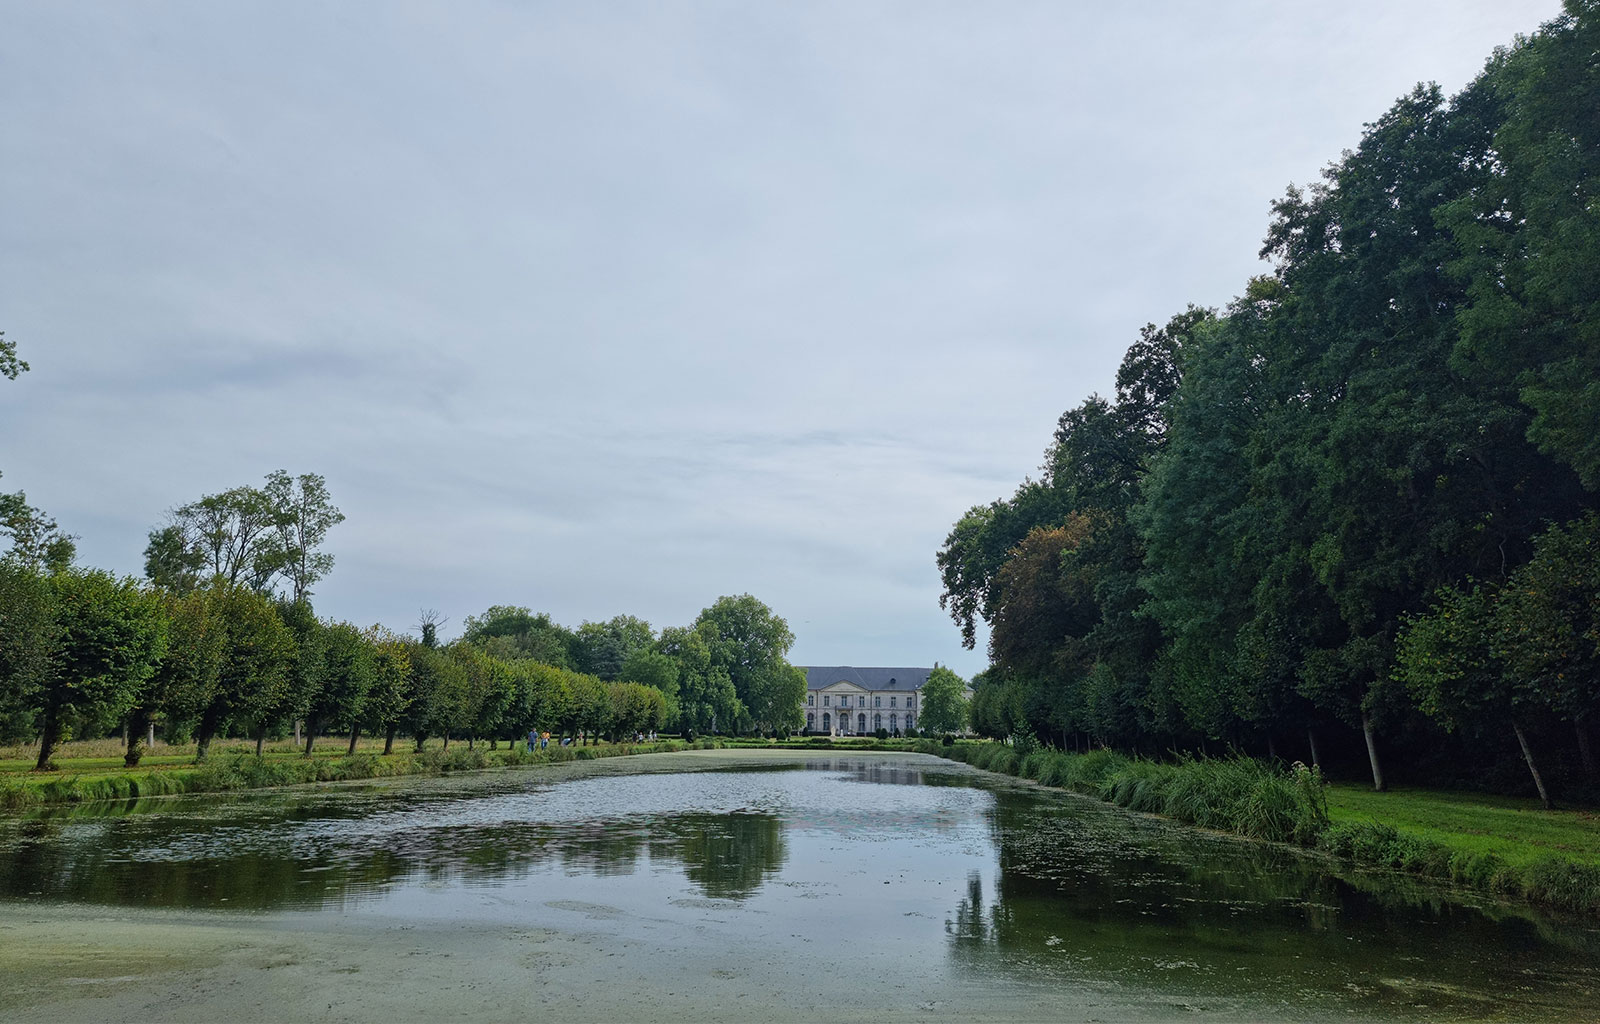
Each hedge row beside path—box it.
[0,738,724,811]
[915,739,1600,917]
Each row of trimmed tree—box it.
[0,566,689,771]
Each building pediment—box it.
[820,680,869,693]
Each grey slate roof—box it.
[800,666,933,692]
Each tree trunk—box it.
[1361,710,1385,792]
[1513,718,1552,810]
[195,708,220,762]
[255,722,267,758]
[468,734,476,751]
[1307,728,1322,769]
[126,708,151,768]
[304,717,318,757]
[1576,715,1596,779]
[347,725,360,756]
[414,732,427,753]
[442,731,450,750]
[384,725,397,756]
[1267,735,1278,761]
[148,719,156,750]
[294,719,301,746]
[34,706,62,772]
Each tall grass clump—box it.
[1019,749,1053,781]
[1034,751,1075,788]
[987,748,1020,776]
[1060,748,1133,794]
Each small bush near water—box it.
[917,738,1600,916]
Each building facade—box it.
[798,666,943,736]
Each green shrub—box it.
[988,749,1019,776]
[1034,752,1073,789]
[1019,749,1052,781]
[1011,733,1041,763]
[1061,748,1131,793]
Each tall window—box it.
[822,713,831,732]
[807,713,815,731]
[890,713,898,731]
[890,696,897,708]
[857,714,866,734]
[874,696,881,707]
[807,694,814,706]
[823,695,830,707]
[874,714,882,731]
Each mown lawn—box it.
[0,736,478,781]
[1327,783,1600,868]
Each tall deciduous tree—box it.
[304,622,373,756]
[1,490,76,573]
[180,584,296,761]
[694,594,798,732]
[362,627,412,754]
[920,666,970,736]
[573,615,654,680]
[658,623,741,734]
[143,524,206,593]
[620,647,680,723]
[0,562,56,743]
[32,569,167,771]
[461,605,575,667]
[263,471,344,603]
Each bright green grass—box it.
[0,736,487,776]
[1327,784,1600,868]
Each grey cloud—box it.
[0,0,1561,677]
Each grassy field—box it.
[1327,783,1600,868]
[0,734,718,810]
[0,735,494,779]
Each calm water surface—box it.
[1,750,1596,1021]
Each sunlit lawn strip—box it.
[1327,784,1600,868]
[0,738,722,811]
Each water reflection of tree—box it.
[0,808,785,911]
[660,812,785,900]
[942,790,1600,1005]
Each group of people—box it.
[525,729,657,751]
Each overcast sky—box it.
[0,1,1563,676]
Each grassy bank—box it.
[918,739,1600,916]
[0,737,723,811]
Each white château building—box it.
[799,666,958,736]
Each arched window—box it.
[807,712,815,732]
[890,713,898,732]
[906,715,914,731]
[822,713,831,733]
[873,714,882,731]
[857,714,866,734]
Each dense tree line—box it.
[0,550,805,771]
[942,3,1600,803]
[1,333,806,766]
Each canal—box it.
[0,749,1594,1021]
